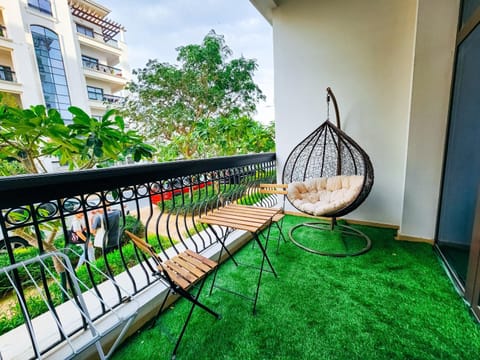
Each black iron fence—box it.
[82,59,123,77]
[103,93,124,104]
[77,29,119,48]
[0,153,276,357]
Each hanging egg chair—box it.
[282,87,374,256]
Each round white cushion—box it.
[287,175,364,216]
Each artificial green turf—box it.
[112,215,480,360]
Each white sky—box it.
[99,0,274,123]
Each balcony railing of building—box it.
[82,59,122,77]
[87,92,124,104]
[0,67,16,82]
[0,25,7,38]
[102,93,124,104]
[77,29,119,48]
[0,153,276,359]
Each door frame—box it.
[465,188,480,320]
[434,0,480,321]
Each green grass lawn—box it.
[112,215,480,360]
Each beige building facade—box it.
[0,0,129,120]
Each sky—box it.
[99,0,274,123]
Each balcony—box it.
[87,90,124,109]
[0,67,22,94]
[77,30,120,49]
[102,93,124,104]
[82,59,122,77]
[77,32,122,66]
[0,67,16,83]
[0,25,7,38]
[0,153,479,359]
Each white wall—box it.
[271,0,459,238]
[400,0,459,239]
[273,0,417,226]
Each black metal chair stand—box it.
[288,219,372,257]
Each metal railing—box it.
[82,59,123,77]
[77,30,119,48]
[0,153,276,358]
[103,93,124,104]
[0,68,16,82]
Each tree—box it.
[192,116,275,158]
[122,30,267,158]
[0,104,155,174]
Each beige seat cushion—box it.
[287,175,364,216]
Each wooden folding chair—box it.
[258,183,288,251]
[124,231,220,359]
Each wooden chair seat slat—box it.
[173,256,206,278]
[177,252,211,273]
[208,212,268,226]
[164,260,198,286]
[199,217,259,232]
[225,204,280,215]
[272,213,285,222]
[163,266,191,289]
[185,249,217,268]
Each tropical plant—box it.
[0,105,155,174]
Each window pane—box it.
[31,25,71,120]
[28,0,52,15]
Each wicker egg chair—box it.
[282,87,374,256]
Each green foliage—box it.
[0,247,41,298]
[0,92,20,108]
[0,159,27,176]
[191,116,275,158]
[120,215,145,243]
[122,30,270,160]
[0,105,154,174]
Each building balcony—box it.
[77,32,123,65]
[87,92,124,110]
[0,67,16,82]
[0,68,22,94]
[0,25,7,39]
[0,26,13,50]
[82,59,122,77]
[82,59,126,92]
[0,153,478,359]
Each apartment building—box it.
[0,0,129,120]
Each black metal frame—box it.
[433,0,480,323]
[289,221,372,257]
[282,88,373,256]
[205,210,278,315]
